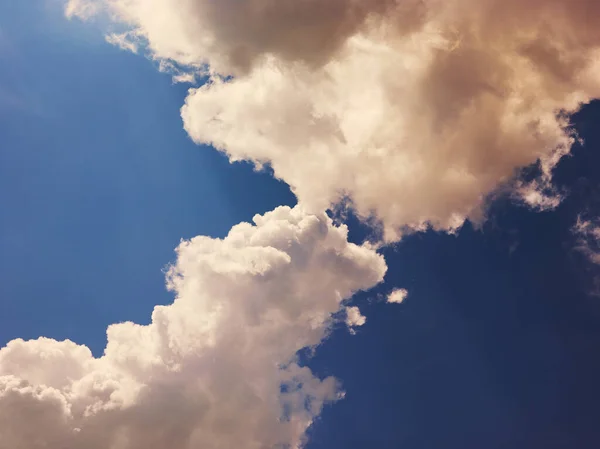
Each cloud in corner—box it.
[67,0,600,240]
[0,206,386,449]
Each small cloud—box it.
[387,288,408,304]
[157,60,197,85]
[172,72,196,84]
[105,32,139,54]
[514,179,564,211]
[345,306,366,334]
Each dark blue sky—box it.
[305,104,600,449]
[2,2,600,448]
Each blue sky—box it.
[0,1,294,351]
[2,1,600,448]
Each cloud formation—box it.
[345,306,367,333]
[69,0,600,239]
[387,288,408,304]
[0,206,386,449]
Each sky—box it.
[0,0,295,350]
[1,1,600,448]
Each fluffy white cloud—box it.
[68,0,600,240]
[345,306,366,332]
[0,206,386,449]
[387,289,408,304]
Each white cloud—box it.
[0,205,386,449]
[345,306,367,332]
[387,289,408,304]
[67,0,600,240]
[105,32,139,54]
[172,73,196,84]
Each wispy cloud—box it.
[573,215,600,265]
[105,31,139,54]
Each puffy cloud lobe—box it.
[0,206,386,449]
[387,288,408,304]
[345,306,366,331]
[69,0,600,240]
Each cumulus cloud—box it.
[0,206,386,449]
[345,306,367,333]
[68,0,600,240]
[387,288,408,304]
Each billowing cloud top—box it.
[0,206,386,449]
[69,0,600,239]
